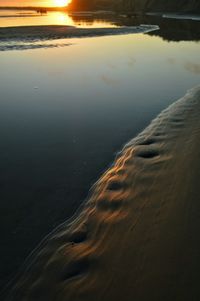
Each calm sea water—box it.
[0,9,200,292]
[0,9,117,27]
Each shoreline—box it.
[5,85,200,301]
[147,12,200,21]
[1,7,199,20]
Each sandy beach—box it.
[0,24,159,42]
[4,85,200,301]
[0,24,159,51]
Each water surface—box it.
[0,11,200,293]
[0,9,117,27]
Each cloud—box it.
[184,62,200,75]
[166,57,176,65]
[101,74,120,86]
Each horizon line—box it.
[0,5,70,10]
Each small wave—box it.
[0,41,71,51]
[0,14,39,18]
[163,13,200,21]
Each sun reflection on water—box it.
[0,10,117,28]
[52,0,71,6]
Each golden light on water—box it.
[52,0,71,6]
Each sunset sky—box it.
[0,0,71,6]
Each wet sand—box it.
[0,24,159,42]
[5,85,200,301]
[0,24,159,51]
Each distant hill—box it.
[68,0,200,14]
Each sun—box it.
[53,0,70,6]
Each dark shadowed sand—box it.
[4,85,200,301]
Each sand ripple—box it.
[4,85,200,301]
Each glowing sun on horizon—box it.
[53,0,71,6]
